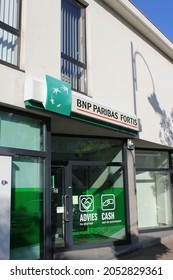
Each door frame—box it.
[52,160,126,251]
[51,163,73,250]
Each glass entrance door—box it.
[71,162,126,245]
[51,161,127,251]
[51,165,71,251]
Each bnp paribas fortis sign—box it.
[25,75,139,133]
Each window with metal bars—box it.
[61,0,87,94]
[0,0,21,67]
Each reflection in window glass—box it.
[136,171,173,229]
[52,137,123,162]
[136,150,173,230]
[61,0,87,93]
[136,150,169,169]
[0,28,19,65]
[0,0,21,66]
[61,57,87,93]
[10,156,44,260]
[0,111,44,151]
[0,0,20,29]
[72,165,126,244]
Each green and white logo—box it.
[79,195,94,212]
[101,194,115,211]
[44,75,72,116]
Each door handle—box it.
[64,195,69,222]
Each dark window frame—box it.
[61,0,87,95]
[0,0,21,68]
[0,105,52,260]
[135,148,173,232]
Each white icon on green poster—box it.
[101,194,115,211]
[79,195,94,212]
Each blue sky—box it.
[130,0,173,42]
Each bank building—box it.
[0,0,173,260]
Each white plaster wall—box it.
[22,0,61,79]
[1,0,173,147]
[86,0,173,147]
[0,65,25,108]
[132,40,173,146]
[87,0,135,114]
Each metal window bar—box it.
[0,0,19,29]
[61,55,87,93]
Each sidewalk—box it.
[54,230,173,260]
[118,231,173,260]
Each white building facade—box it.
[0,0,173,259]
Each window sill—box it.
[0,60,25,73]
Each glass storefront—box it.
[0,111,45,151]
[72,164,126,244]
[51,137,122,162]
[10,156,44,259]
[0,109,46,260]
[51,136,127,249]
[2,108,173,259]
[136,150,173,230]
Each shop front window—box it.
[52,136,122,162]
[136,150,173,230]
[10,156,44,260]
[0,111,45,151]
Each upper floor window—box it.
[61,0,87,94]
[0,0,21,67]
